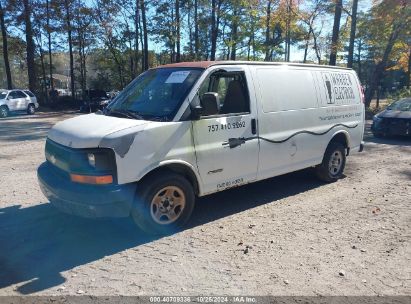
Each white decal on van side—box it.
[321,72,355,105]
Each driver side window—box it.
[198,71,250,116]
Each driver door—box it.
[191,66,259,195]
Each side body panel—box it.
[113,121,201,192]
[251,66,363,181]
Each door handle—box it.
[251,119,257,135]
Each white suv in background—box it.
[0,89,39,118]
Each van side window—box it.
[199,71,250,116]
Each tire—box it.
[0,105,9,118]
[131,171,195,235]
[315,142,346,183]
[27,104,35,115]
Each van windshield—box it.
[106,68,203,121]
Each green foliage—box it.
[0,0,410,98]
[386,87,411,102]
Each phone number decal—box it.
[208,121,246,132]
[217,178,244,190]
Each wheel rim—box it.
[0,108,7,117]
[328,150,343,176]
[28,105,34,114]
[150,186,186,225]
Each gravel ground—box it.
[0,112,410,296]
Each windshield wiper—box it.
[107,109,143,120]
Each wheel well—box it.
[141,164,200,195]
[329,133,350,155]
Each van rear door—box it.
[191,66,259,194]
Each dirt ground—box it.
[0,112,410,296]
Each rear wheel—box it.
[27,104,35,115]
[0,105,9,118]
[131,172,195,235]
[315,142,346,182]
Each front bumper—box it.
[372,119,411,136]
[37,162,136,218]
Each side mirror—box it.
[191,105,203,120]
[200,92,220,116]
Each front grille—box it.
[44,139,118,182]
[382,118,411,135]
[45,139,72,172]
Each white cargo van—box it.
[38,61,364,234]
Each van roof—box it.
[158,61,352,71]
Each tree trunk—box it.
[347,0,358,68]
[0,1,12,89]
[140,0,149,70]
[230,8,238,61]
[210,0,217,61]
[170,6,175,62]
[313,31,321,64]
[39,46,49,103]
[194,0,199,60]
[247,22,253,61]
[134,0,140,76]
[23,0,37,94]
[46,0,54,91]
[303,27,312,63]
[329,0,342,66]
[356,39,362,80]
[407,47,411,88]
[78,30,87,98]
[64,0,75,99]
[285,0,291,62]
[264,0,272,61]
[365,22,404,107]
[175,0,180,62]
[188,4,193,57]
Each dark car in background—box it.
[80,89,110,112]
[371,98,411,137]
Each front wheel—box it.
[131,172,195,235]
[315,142,346,182]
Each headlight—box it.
[87,153,96,167]
[70,149,116,177]
[373,115,382,122]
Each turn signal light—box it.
[70,174,113,185]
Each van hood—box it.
[48,113,149,148]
